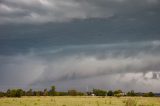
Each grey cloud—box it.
[0,0,159,24]
[1,41,160,91]
[0,17,160,56]
[0,0,160,91]
[0,0,112,24]
[34,53,160,83]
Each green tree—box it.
[0,92,5,97]
[107,90,114,96]
[92,89,107,96]
[114,89,122,95]
[127,90,136,96]
[26,89,33,96]
[6,89,24,97]
[15,89,24,97]
[148,92,154,97]
[6,89,11,97]
[144,92,154,97]
[49,85,56,96]
[33,91,43,96]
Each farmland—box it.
[0,96,160,106]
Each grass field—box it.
[0,96,160,106]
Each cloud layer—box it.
[1,41,160,92]
[0,0,160,92]
[0,0,160,24]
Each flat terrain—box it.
[0,96,160,106]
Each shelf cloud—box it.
[1,41,160,92]
[0,0,160,92]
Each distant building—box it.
[119,92,126,96]
[86,92,95,96]
[91,93,95,96]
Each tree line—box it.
[0,85,156,98]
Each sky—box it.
[0,0,160,92]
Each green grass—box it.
[0,96,160,106]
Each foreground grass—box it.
[0,96,160,106]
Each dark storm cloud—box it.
[0,0,160,92]
[0,0,160,55]
[0,16,160,55]
[0,0,160,24]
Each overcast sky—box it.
[0,0,160,92]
